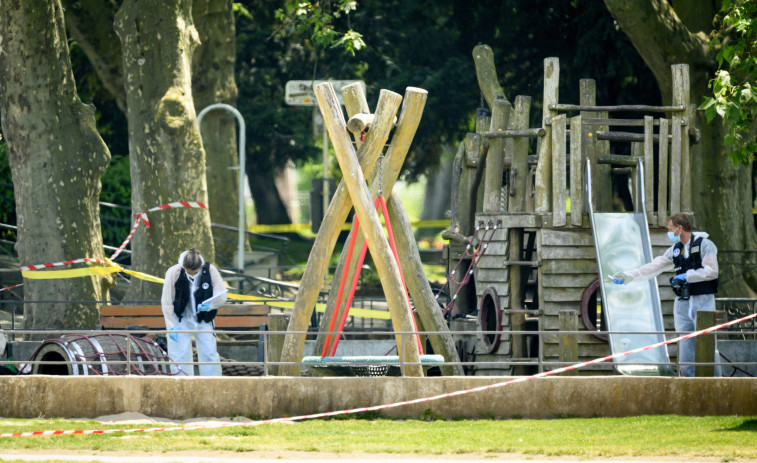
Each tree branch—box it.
[61,0,126,112]
[603,0,714,103]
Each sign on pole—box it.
[285,80,365,106]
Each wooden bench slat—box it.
[99,304,269,330]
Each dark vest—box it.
[172,262,213,321]
[672,236,718,296]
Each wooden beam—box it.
[657,119,670,226]
[314,82,423,376]
[551,114,567,226]
[570,115,583,226]
[535,58,559,213]
[279,87,401,377]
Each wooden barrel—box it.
[30,333,171,375]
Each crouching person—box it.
[161,248,227,376]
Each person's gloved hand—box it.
[672,273,687,283]
[197,302,210,312]
[168,327,178,342]
[611,272,630,285]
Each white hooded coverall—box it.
[621,232,719,377]
[161,251,228,376]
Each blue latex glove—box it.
[168,327,178,342]
[197,302,210,312]
[610,272,629,285]
[672,273,687,283]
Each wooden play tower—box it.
[443,45,695,375]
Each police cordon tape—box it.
[20,257,389,318]
[248,219,451,234]
[110,201,208,260]
[1,310,755,438]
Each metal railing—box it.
[2,326,754,378]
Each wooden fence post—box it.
[266,313,290,376]
[569,115,583,226]
[483,98,511,214]
[559,310,579,376]
[695,310,717,377]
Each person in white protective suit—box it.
[161,248,227,376]
[612,213,719,377]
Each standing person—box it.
[612,213,719,377]
[161,248,227,376]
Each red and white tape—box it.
[2,311,755,439]
[18,201,208,272]
[20,258,106,273]
[110,201,207,260]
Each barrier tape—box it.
[0,283,23,293]
[20,258,390,318]
[18,201,207,272]
[247,219,451,234]
[2,311,754,439]
[110,201,207,260]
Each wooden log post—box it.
[386,192,465,376]
[551,114,567,226]
[569,115,583,226]
[314,82,423,376]
[657,119,670,226]
[643,116,655,223]
[316,87,429,359]
[278,89,401,376]
[535,58,559,213]
[473,44,507,109]
[320,88,429,360]
[580,79,611,212]
[314,83,372,357]
[671,64,691,213]
[508,96,531,374]
[559,310,579,376]
[670,117,682,215]
[266,312,290,376]
[483,98,511,214]
[695,310,717,377]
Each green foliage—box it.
[699,0,757,164]
[274,1,365,56]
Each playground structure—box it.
[270,43,700,377]
[443,45,696,375]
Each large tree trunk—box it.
[192,0,249,266]
[604,0,757,297]
[115,0,214,300]
[248,169,292,225]
[0,0,112,330]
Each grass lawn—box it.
[0,415,755,459]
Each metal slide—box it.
[586,160,673,375]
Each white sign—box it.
[285,80,366,106]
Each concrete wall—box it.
[1,376,754,420]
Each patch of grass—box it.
[0,415,756,458]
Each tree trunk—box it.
[604,0,757,297]
[115,0,214,300]
[0,0,112,330]
[192,0,249,265]
[248,169,292,225]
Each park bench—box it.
[99,303,270,332]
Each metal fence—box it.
[1,298,755,377]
